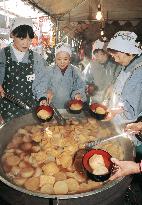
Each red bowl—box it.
[90,103,108,120]
[68,99,83,114]
[82,149,113,182]
[36,105,54,122]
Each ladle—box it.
[4,92,66,125]
[4,92,30,110]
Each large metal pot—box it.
[0,113,135,205]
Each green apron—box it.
[0,46,37,122]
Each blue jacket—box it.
[34,64,87,108]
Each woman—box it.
[106,31,142,127]
[83,39,121,103]
[0,17,47,122]
[36,43,87,108]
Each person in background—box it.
[106,31,142,128]
[0,17,47,122]
[35,43,87,108]
[78,41,92,72]
[83,39,121,104]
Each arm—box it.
[121,70,142,122]
[71,67,87,102]
[32,53,52,100]
[109,158,141,181]
[125,121,142,133]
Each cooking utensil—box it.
[89,103,108,120]
[4,92,30,111]
[0,113,134,205]
[50,102,66,125]
[85,133,127,149]
[82,149,113,182]
[68,99,83,114]
[36,105,54,122]
[73,132,130,175]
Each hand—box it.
[109,158,140,181]
[74,93,82,100]
[40,99,47,106]
[47,89,54,104]
[105,106,124,121]
[0,85,4,97]
[86,84,96,96]
[125,122,142,134]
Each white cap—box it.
[107,31,142,55]
[10,17,33,33]
[55,43,72,56]
[93,39,105,50]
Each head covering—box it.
[55,43,72,56]
[93,39,108,52]
[10,17,33,33]
[107,31,142,55]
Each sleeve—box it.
[0,49,6,85]
[32,52,51,100]
[120,70,142,121]
[71,67,87,102]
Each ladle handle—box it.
[4,93,31,111]
[50,103,66,125]
[85,133,127,149]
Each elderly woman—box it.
[35,43,87,109]
[106,31,142,128]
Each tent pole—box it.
[55,19,59,44]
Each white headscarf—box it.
[55,43,72,56]
[10,17,33,33]
[107,31,142,55]
[93,39,108,52]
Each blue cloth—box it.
[112,55,142,125]
[83,59,122,102]
[0,46,48,100]
[34,64,87,108]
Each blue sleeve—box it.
[71,67,87,102]
[121,69,142,121]
[32,53,50,100]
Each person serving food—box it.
[35,43,87,109]
[0,17,47,122]
[105,31,142,129]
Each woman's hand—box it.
[40,99,47,106]
[47,90,54,104]
[86,84,96,96]
[109,158,140,181]
[125,122,142,134]
[74,93,82,100]
[105,106,124,121]
[0,85,4,97]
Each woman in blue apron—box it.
[0,17,47,122]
